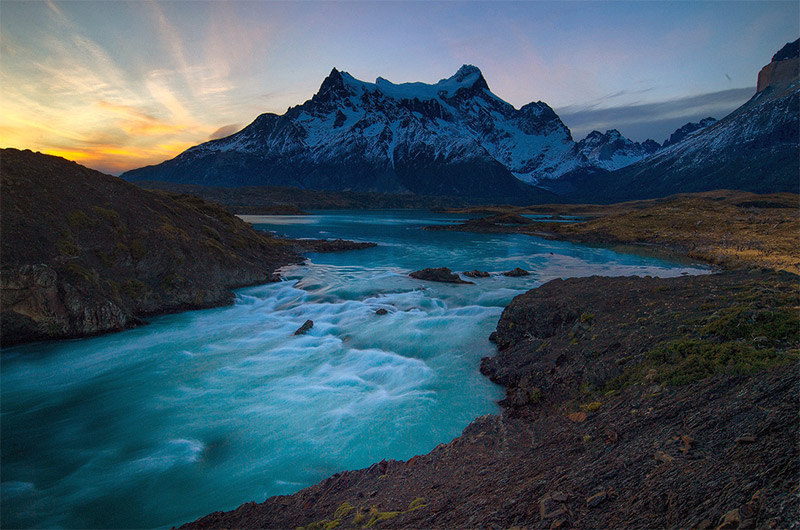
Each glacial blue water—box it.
[1,210,708,529]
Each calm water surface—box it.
[1,210,708,529]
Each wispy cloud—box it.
[557,87,755,142]
[0,1,256,174]
[209,124,242,140]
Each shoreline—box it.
[0,237,377,350]
[177,195,799,530]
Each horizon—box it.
[1,0,797,175]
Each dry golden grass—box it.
[535,191,799,274]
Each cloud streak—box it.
[557,87,755,142]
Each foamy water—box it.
[1,211,708,528]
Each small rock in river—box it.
[409,267,474,284]
[294,320,314,335]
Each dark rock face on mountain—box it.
[661,117,717,148]
[0,148,301,346]
[562,40,799,203]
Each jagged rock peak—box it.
[313,64,492,103]
[452,64,490,91]
[454,64,482,78]
[772,38,799,62]
[316,67,348,100]
[662,117,717,148]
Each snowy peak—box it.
[317,64,492,103]
[575,129,659,172]
[122,64,666,194]
[451,64,489,90]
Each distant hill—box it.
[136,181,485,213]
[0,148,299,346]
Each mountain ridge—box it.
[563,39,799,203]
[122,65,655,198]
[123,39,798,203]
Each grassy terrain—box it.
[446,190,800,274]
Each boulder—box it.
[294,320,314,335]
[409,267,473,284]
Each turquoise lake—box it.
[0,211,708,529]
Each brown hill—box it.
[0,148,300,346]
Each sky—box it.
[1,1,798,175]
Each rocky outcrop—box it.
[1,264,136,344]
[287,238,377,253]
[0,148,301,347]
[661,117,717,148]
[757,38,799,92]
[409,267,473,284]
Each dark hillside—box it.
[0,148,300,346]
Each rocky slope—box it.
[181,269,799,530]
[121,66,656,198]
[560,40,800,202]
[661,117,717,148]
[0,148,304,346]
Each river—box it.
[0,211,707,529]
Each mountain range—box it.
[123,40,799,203]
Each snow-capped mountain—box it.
[575,129,660,172]
[560,39,799,203]
[123,66,645,197]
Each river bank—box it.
[181,193,799,530]
[0,150,376,347]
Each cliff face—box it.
[0,148,300,346]
[757,39,799,92]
